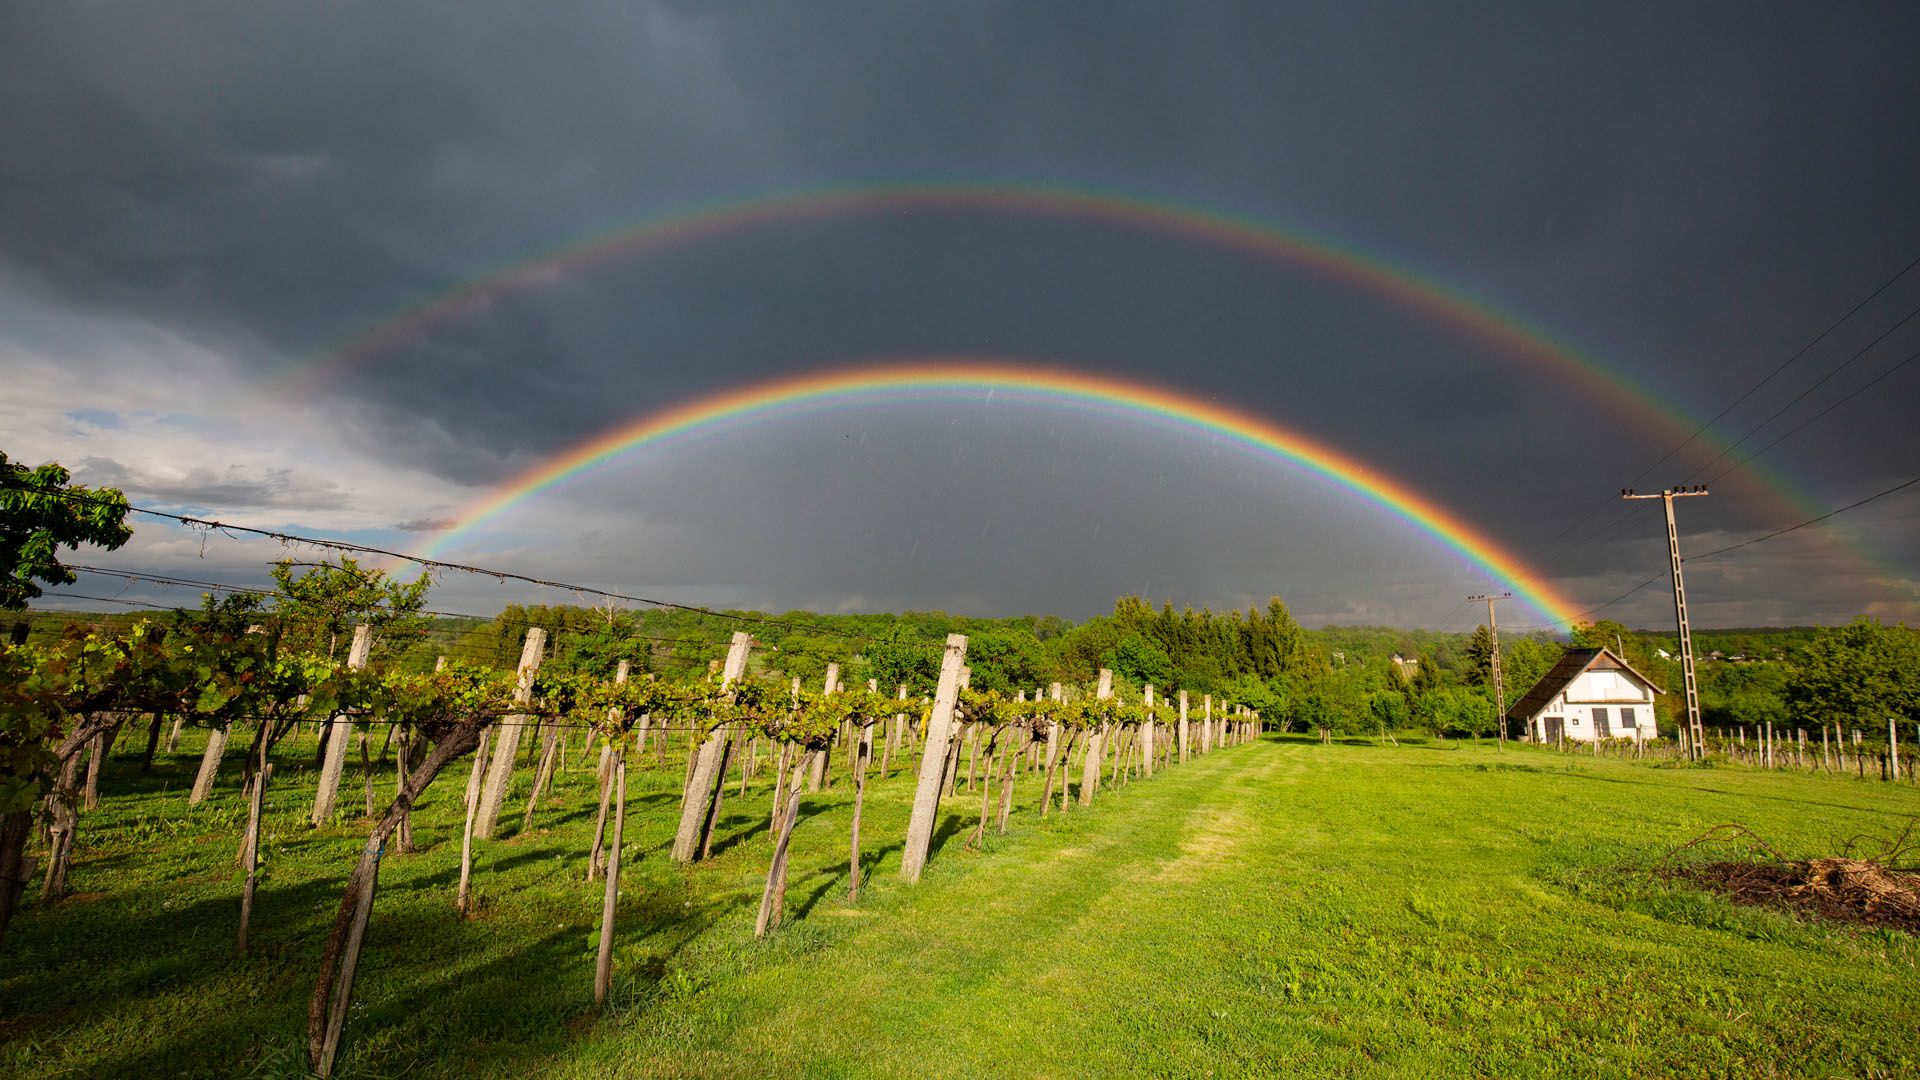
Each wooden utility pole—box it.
[1623,486,1709,760]
[1466,593,1510,748]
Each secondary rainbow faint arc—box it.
[275,180,1834,531]
[413,360,1584,627]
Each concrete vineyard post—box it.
[808,663,839,792]
[900,634,968,884]
[883,684,906,776]
[940,667,971,799]
[994,691,1021,834]
[1142,685,1156,779]
[1178,690,1189,764]
[1080,669,1113,807]
[672,631,752,863]
[475,628,547,837]
[311,626,374,826]
[1039,682,1063,816]
[1201,695,1213,754]
[187,719,231,806]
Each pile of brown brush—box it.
[1660,822,1920,933]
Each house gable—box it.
[1505,647,1664,723]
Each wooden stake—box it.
[756,754,807,936]
[238,762,272,955]
[593,755,627,1007]
[455,727,492,916]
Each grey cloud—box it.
[4,3,1918,624]
[76,456,348,511]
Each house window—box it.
[1619,707,1637,729]
[1593,708,1611,737]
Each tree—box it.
[0,451,133,610]
[1569,619,1655,670]
[1463,625,1495,686]
[1103,630,1173,689]
[269,558,430,659]
[961,628,1048,693]
[562,611,650,679]
[1790,618,1920,731]
[859,630,936,694]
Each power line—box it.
[49,564,741,648]
[1704,344,1920,485]
[3,478,900,648]
[1511,472,1920,630]
[1684,302,1920,482]
[1689,474,1920,561]
[1628,253,1920,486]
[1511,255,1920,573]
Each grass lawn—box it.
[3,727,1917,1078]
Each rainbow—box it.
[414,359,1584,626]
[274,180,1835,529]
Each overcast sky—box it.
[5,2,1918,630]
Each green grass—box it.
[4,729,1918,1078]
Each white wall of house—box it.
[1527,667,1660,743]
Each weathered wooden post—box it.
[1200,695,1213,754]
[455,732,491,915]
[900,634,968,884]
[1079,669,1113,807]
[308,626,375,825]
[671,632,752,863]
[808,663,839,792]
[237,758,273,955]
[849,678,880,900]
[593,751,627,1006]
[1891,718,1902,782]
[474,628,547,837]
[756,749,808,935]
[587,661,630,882]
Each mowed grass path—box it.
[4,731,1918,1077]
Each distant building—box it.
[1390,653,1419,682]
[1504,647,1665,744]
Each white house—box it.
[1505,647,1665,744]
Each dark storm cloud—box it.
[4,2,1918,622]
